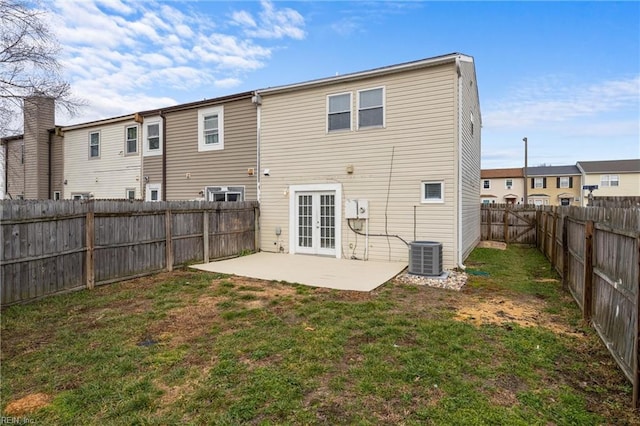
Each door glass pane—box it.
[298,195,312,248]
[320,194,335,249]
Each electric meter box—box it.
[345,199,369,219]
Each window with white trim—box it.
[483,180,490,189]
[421,181,444,203]
[198,106,224,151]
[600,174,619,187]
[89,131,100,158]
[125,125,138,155]
[358,87,384,128]
[146,183,161,201]
[206,186,245,202]
[327,93,351,132]
[505,179,513,188]
[534,178,544,189]
[143,118,162,156]
[53,191,61,200]
[126,188,135,200]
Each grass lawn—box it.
[1,246,636,425]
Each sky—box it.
[43,0,640,169]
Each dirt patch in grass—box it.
[453,295,583,337]
[3,393,52,416]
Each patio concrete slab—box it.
[190,252,407,292]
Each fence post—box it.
[536,209,542,249]
[551,207,558,269]
[165,208,173,272]
[487,206,492,241]
[503,206,509,244]
[203,210,209,263]
[85,200,95,289]
[562,216,569,291]
[634,235,640,409]
[254,205,260,252]
[583,220,594,322]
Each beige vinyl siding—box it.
[5,138,25,198]
[582,172,640,201]
[142,156,163,196]
[64,120,142,199]
[458,59,481,261]
[260,63,461,267]
[164,98,258,200]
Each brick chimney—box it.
[23,95,55,199]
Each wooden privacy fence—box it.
[536,206,639,408]
[481,204,537,244]
[1,199,259,306]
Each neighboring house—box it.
[257,53,481,269]
[60,114,143,200]
[480,168,524,204]
[1,96,63,200]
[138,91,258,202]
[525,165,582,206]
[576,159,640,206]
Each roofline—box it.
[257,53,472,95]
[138,90,254,116]
[60,113,137,131]
[0,134,24,144]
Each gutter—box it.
[456,55,466,270]
[48,129,53,198]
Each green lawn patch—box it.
[1,248,636,424]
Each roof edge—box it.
[257,53,471,95]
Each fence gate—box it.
[481,205,537,244]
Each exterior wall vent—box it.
[408,241,443,276]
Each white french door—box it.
[295,191,337,256]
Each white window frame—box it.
[53,191,61,200]
[205,186,245,202]
[146,183,161,201]
[421,181,444,203]
[600,174,619,187]
[505,179,513,188]
[483,180,490,189]
[126,188,136,200]
[143,117,162,156]
[357,86,385,129]
[198,106,224,152]
[89,131,100,159]
[559,177,570,188]
[327,92,352,133]
[125,125,138,155]
[534,177,544,189]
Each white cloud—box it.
[47,0,306,124]
[233,0,305,40]
[484,75,640,129]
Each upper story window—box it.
[482,180,490,189]
[533,177,546,189]
[89,131,100,159]
[198,106,224,151]
[125,125,138,155]
[505,179,513,188]
[600,175,619,187]
[358,87,384,129]
[558,176,572,188]
[143,117,162,156]
[421,181,444,203]
[327,93,351,132]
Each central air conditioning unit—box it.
[408,241,443,276]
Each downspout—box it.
[160,110,166,201]
[48,129,53,199]
[456,56,466,270]
[253,92,262,202]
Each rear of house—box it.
[257,53,481,269]
[61,115,142,200]
[481,168,524,205]
[139,92,258,201]
[577,159,640,205]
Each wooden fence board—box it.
[1,200,258,306]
